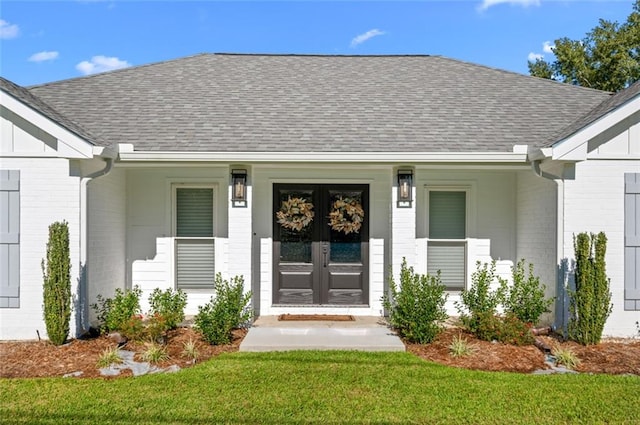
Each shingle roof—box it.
[28,53,612,153]
[552,79,640,145]
[0,76,100,146]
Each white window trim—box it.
[423,183,477,239]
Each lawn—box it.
[1,351,638,424]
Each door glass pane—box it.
[328,190,363,263]
[276,189,314,263]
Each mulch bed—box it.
[1,326,638,379]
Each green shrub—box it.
[42,221,72,346]
[148,288,187,330]
[455,261,506,335]
[91,287,142,334]
[119,314,145,340]
[382,259,448,343]
[503,259,553,325]
[145,312,169,343]
[569,232,613,345]
[471,312,534,346]
[194,274,252,345]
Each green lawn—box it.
[1,351,638,424]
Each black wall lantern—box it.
[397,169,413,208]
[231,169,247,207]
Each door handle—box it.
[322,244,328,267]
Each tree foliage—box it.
[528,0,640,91]
[42,221,72,346]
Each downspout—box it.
[531,159,565,334]
[78,155,114,334]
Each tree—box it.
[528,0,640,92]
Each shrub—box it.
[552,346,581,370]
[91,286,142,334]
[194,274,252,345]
[140,343,169,364]
[42,221,72,346]
[471,312,534,346]
[569,232,613,345]
[119,314,145,340]
[182,339,200,363]
[449,334,477,358]
[503,259,554,325]
[96,346,122,368]
[382,258,448,344]
[145,313,169,343]
[455,261,506,335]
[148,288,187,330]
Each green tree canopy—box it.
[528,0,640,92]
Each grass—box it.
[1,351,639,424]
[140,343,169,364]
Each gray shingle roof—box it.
[552,79,640,145]
[0,76,101,146]
[28,53,612,153]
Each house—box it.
[1,53,638,340]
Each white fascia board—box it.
[552,94,640,161]
[117,150,528,164]
[0,90,94,159]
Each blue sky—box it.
[0,1,634,87]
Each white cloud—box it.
[528,52,543,62]
[0,19,19,39]
[350,29,385,48]
[543,41,554,54]
[478,0,540,12]
[76,55,131,75]
[28,51,59,62]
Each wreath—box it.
[276,196,315,231]
[328,197,365,234]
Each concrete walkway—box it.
[239,316,405,352]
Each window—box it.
[427,189,467,290]
[174,186,215,289]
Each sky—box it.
[0,0,635,87]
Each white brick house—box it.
[1,54,638,340]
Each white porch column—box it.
[227,170,252,294]
[391,169,416,282]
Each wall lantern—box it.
[397,169,413,208]
[231,169,247,208]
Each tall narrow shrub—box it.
[569,232,612,345]
[42,221,72,345]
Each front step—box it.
[239,316,405,352]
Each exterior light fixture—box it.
[397,169,413,208]
[231,169,247,207]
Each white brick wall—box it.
[86,167,126,326]
[0,158,81,340]
[515,171,558,307]
[563,160,640,337]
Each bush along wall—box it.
[42,221,72,346]
[569,232,613,345]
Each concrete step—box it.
[239,316,405,352]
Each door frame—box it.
[272,183,370,306]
